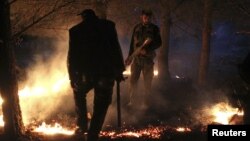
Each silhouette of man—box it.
[68,9,125,141]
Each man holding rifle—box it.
[125,9,162,108]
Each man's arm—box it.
[67,29,80,86]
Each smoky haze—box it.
[2,0,248,130]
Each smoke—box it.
[18,34,76,125]
[10,20,249,129]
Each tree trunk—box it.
[0,0,24,138]
[159,13,171,80]
[198,0,213,86]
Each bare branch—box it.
[229,0,250,17]
[12,0,76,38]
[52,0,61,10]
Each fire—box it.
[0,115,4,126]
[18,74,71,125]
[18,75,69,97]
[33,122,74,135]
[176,127,191,132]
[211,103,243,124]
[208,102,244,125]
[0,39,244,136]
[0,40,73,133]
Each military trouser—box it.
[129,56,154,105]
[73,76,114,141]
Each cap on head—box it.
[141,9,152,17]
[78,9,97,19]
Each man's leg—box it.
[87,78,114,141]
[73,82,92,134]
[142,59,154,106]
[128,59,141,105]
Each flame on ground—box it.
[33,122,75,135]
[207,102,244,125]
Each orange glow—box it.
[176,127,191,132]
[208,102,244,124]
[0,115,4,127]
[101,126,166,139]
[123,66,158,76]
[33,122,75,135]
[0,97,3,105]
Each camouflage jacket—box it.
[128,22,162,59]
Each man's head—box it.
[78,9,97,20]
[140,9,152,25]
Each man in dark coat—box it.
[67,9,125,141]
[125,9,162,107]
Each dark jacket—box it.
[128,23,162,58]
[67,17,125,81]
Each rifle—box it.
[126,38,152,65]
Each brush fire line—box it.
[0,80,245,136]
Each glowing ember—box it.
[117,131,140,138]
[101,126,166,139]
[33,122,74,135]
[176,127,191,132]
[210,102,244,124]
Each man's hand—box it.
[69,72,82,90]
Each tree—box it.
[0,0,24,139]
[0,0,81,138]
[198,0,213,86]
[158,0,186,80]
[159,0,171,80]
